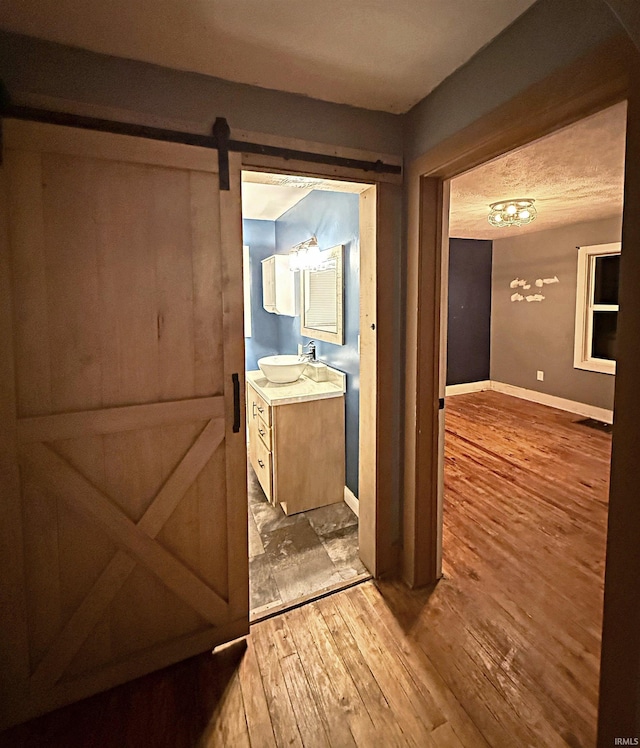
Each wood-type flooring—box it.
[0,392,611,747]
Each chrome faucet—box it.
[300,340,316,362]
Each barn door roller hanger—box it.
[0,93,401,188]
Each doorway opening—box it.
[240,170,373,621]
[439,101,625,745]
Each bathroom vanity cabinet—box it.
[246,371,345,515]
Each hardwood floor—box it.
[0,392,610,747]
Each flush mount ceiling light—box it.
[488,198,537,228]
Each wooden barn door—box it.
[0,120,248,727]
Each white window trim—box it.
[574,241,620,376]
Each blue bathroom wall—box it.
[243,220,279,371]
[275,191,361,497]
[447,238,492,385]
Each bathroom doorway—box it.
[240,170,372,620]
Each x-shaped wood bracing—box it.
[20,417,226,691]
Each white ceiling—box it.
[449,102,627,240]
[0,0,536,113]
[241,171,366,220]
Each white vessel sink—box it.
[258,355,308,384]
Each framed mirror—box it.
[300,244,344,344]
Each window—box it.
[574,242,620,375]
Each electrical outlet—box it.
[537,370,544,381]
[297,343,303,355]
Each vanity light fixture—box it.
[289,236,323,271]
[488,198,537,228]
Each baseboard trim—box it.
[489,381,614,423]
[344,486,359,517]
[445,379,614,423]
[445,380,491,396]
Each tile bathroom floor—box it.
[248,467,369,619]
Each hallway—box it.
[0,392,610,747]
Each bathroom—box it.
[241,171,369,619]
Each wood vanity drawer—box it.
[255,416,272,451]
[248,385,271,426]
[250,433,272,502]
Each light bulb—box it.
[519,210,530,219]
[307,244,321,269]
[506,204,517,215]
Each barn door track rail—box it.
[0,101,402,188]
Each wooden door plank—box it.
[358,184,377,575]
[0,161,31,725]
[4,150,51,417]
[21,477,62,671]
[17,396,224,443]
[54,435,115,674]
[4,120,219,173]
[190,170,224,398]
[27,419,226,690]
[153,167,196,402]
[96,160,160,408]
[141,419,225,536]
[21,443,228,624]
[42,154,103,414]
[220,156,248,622]
[156,424,206,600]
[197,441,229,597]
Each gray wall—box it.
[403,0,624,160]
[0,30,402,156]
[491,216,622,410]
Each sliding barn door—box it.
[0,120,248,727]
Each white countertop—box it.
[246,367,346,406]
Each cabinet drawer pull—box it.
[258,428,265,436]
[258,459,265,468]
[257,405,264,414]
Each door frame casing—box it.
[239,153,402,578]
[402,32,640,744]
[403,32,633,585]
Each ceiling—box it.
[449,102,627,240]
[0,0,536,114]
[241,172,366,221]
